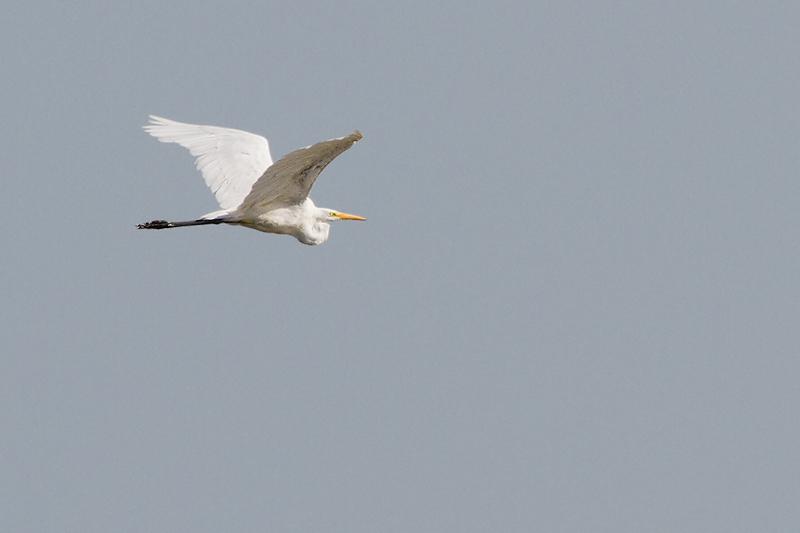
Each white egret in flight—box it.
[138,116,366,245]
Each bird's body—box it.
[138,116,365,245]
[238,198,329,245]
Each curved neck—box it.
[298,220,330,245]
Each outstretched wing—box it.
[239,131,363,212]
[144,115,273,210]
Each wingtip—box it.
[143,114,163,131]
[144,114,175,127]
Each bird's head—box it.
[319,208,367,222]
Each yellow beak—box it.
[335,211,367,221]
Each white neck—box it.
[299,220,330,245]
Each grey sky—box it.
[2,1,799,531]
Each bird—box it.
[138,115,366,245]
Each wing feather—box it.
[144,115,273,210]
[240,131,363,211]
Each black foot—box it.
[137,220,170,229]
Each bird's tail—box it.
[137,218,225,230]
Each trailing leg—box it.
[136,219,225,229]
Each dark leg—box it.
[137,219,225,229]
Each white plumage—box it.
[138,116,365,245]
[143,116,272,211]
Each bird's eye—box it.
[330,211,336,216]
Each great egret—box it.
[137,116,366,245]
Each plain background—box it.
[2,1,799,531]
